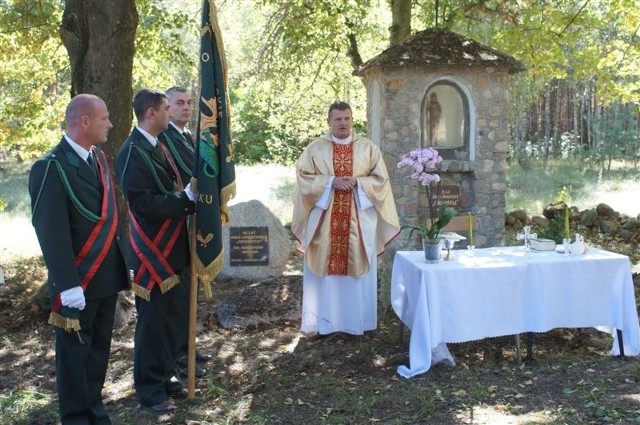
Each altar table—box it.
[390,246,640,378]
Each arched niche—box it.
[420,79,475,161]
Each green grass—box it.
[505,158,640,216]
[0,161,31,216]
[0,389,57,423]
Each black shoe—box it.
[178,363,207,379]
[195,351,212,363]
[177,352,212,366]
[148,399,176,413]
[166,375,183,395]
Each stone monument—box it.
[219,199,292,281]
[356,29,525,247]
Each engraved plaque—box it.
[440,185,460,210]
[229,226,269,266]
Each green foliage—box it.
[219,0,387,164]
[0,0,68,160]
[0,161,33,216]
[132,0,198,93]
[3,0,640,166]
[586,102,640,170]
[555,186,572,204]
[532,215,565,244]
[401,207,457,241]
[0,0,198,160]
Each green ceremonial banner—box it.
[193,0,236,294]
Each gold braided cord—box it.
[194,250,223,299]
[219,181,236,224]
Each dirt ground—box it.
[1,240,640,424]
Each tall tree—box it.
[389,0,411,45]
[0,0,68,159]
[59,0,138,163]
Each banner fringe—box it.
[220,182,236,224]
[191,177,198,194]
[48,312,81,332]
[194,251,223,299]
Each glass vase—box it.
[423,238,443,264]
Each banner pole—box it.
[187,213,198,399]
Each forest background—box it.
[1,0,640,172]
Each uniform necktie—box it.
[182,131,195,152]
[87,152,96,172]
[87,152,100,181]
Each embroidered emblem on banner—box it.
[328,143,353,275]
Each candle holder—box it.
[467,245,475,257]
[441,232,465,261]
[562,237,572,256]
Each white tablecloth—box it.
[391,246,640,378]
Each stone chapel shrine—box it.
[355,28,525,247]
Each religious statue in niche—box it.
[423,84,466,152]
[426,92,443,143]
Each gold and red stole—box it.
[129,142,186,301]
[328,143,353,275]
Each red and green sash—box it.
[129,142,186,300]
[48,148,119,332]
[328,143,354,275]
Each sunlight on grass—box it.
[506,159,640,216]
[0,214,40,260]
[457,405,555,424]
[230,164,295,225]
[0,389,56,423]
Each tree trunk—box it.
[389,0,411,46]
[543,84,552,166]
[59,0,138,166]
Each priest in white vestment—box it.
[292,101,400,335]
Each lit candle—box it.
[564,206,570,239]
[468,211,474,246]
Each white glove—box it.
[60,286,86,310]
[184,182,196,202]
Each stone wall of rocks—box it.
[505,202,640,244]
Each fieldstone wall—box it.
[506,202,640,245]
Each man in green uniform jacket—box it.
[115,89,196,414]
[29,94,130,424]
[160,86,211,379]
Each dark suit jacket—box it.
[115,127,195,272]
[160,124,195,185]
[28,137,130,301]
